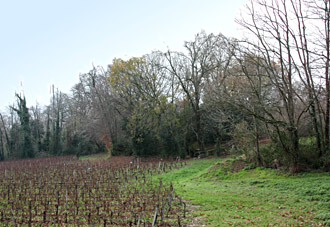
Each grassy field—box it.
[154,157,330,226]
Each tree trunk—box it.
[195,108,205,156]
[309,101,322,156]
[253,115,262,166]
[324,1,330,154]
[0,128,4,161]
[0,113,10,155]
[290,128,300,171]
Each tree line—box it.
[0,0,329,171]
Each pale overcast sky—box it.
[0,0,247,111]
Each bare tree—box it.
[164,31,234,155]
[307,0,330,154]
[67,66,123,154]
[0,113,10,157]
[235,0,330,168]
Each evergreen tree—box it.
[43,110,51,152]
[12,94,34,158]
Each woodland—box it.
[1,0,330,173]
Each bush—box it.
[112,139,133,156]
[298,137,319,169]
[258,142,282,168]
[258,136,322,170]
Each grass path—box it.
[79,153,330,226]
[154,158,330,226]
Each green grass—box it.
[78,152,109,160]
[154,157,330,226]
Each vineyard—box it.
[0,156,187,226]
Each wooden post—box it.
[151,206,158,227]
[137,213,142,227]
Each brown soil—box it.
[259,138,271,144]
[231,159,246,172]
[184,203,207,227]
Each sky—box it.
[0,0,248,111]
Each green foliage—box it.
[11,94,34,159]
[298,137,319,168]
[257,136,321,170]
[30,118,43,152]
[50,110,62,155]
[258,142,284,167]
[160,128,182,157]
[132,131,162,156]
[42,113,51,152]
[77,139,103,156]
[109,56,191,158]
[71,134,105,157]
[111,137,134,156]
[109,57,163,156]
